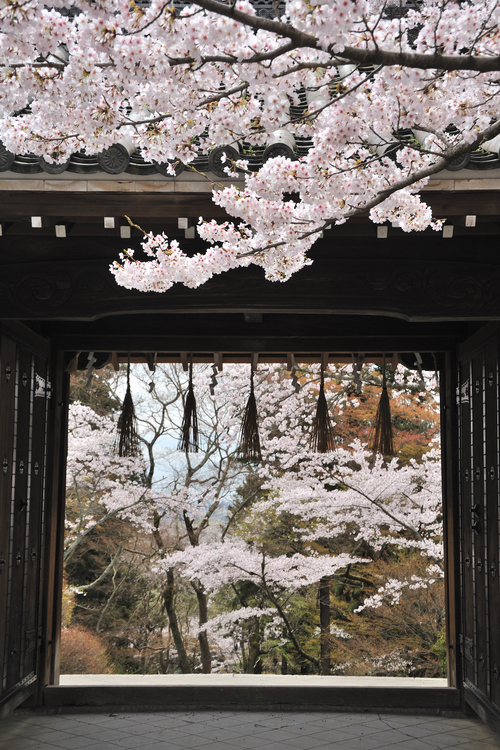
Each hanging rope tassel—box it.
[311,362,335,453]
[370,357,394,456]
[117,358,140,457]
[179,360,199,453]
[238,363,262,462]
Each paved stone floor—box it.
[1,710,499,750]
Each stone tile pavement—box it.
[0,710,499,750]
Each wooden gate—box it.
[458,323,500,730]
[0,324,51,716]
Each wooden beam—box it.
[46,313,466,357]
[0,244,499,321]
[0,192,227,220]
[1,190,500,221]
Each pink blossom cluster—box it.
[257,440,443,561]
[1,2,499,288]
[151,362,442,630]
[65,402,159,559]
[159,538,365,593]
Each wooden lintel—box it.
[0,192,226,220]
[1,190,500,220]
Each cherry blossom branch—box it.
[64,493,149,562]
[258,576,320,667]
[221,488,262,539]
[192,0,500,73]
[332,476,423,542]
[235,116,500,260]
[76,544,124,591]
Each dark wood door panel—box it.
[5,345,33,692]
[472,351,488,696]
[485,341,500,706]
[0,326,50,711]
[459,326,500,717]
[460,356,475,685]
[0,336,17,697]
[23,353,49,679]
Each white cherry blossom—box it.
[0,1,499,287]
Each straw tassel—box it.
[311,363,335,453]
[238,364,261,462]
[117,359,140,457]
[179,360,199,453]
[370,358,394,456]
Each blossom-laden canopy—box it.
[65,402,158,562]
[2,1,499,288]
[153,364,443,630]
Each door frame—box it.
[37,335,463,714]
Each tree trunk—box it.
[240,637,248,672]
[281,653,288,675]
[159,648,167,674]
[192,581,212,673]
[281,629,288,674]
[319,577,331,675]
[246,616,262,673]
[163,568,192,674]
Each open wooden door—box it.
[458,323,500,732]
[0,323,53,717]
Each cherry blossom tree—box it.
[1,1,499,288]
[65,367,260,674]
[64,400,164,667]
[259,439,444,609]
[64,362,442,675]
[131,363,257,673]
[65,402,156,566]
[107,362,275,673]
[151,362,443,674]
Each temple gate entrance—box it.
[1,183,500,734]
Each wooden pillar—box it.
[35,347,69,704]
[441,350,462,692]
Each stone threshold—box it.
[59,674,448,687]
[46,676,458,713]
